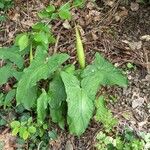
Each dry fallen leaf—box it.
[0,132,16,150]
[122,40,142,50]
[104,0,115,7]
[132,97,145,109]
[65,140,73,150]
[63,20,71,29]
[130,2,139,11]
[115,9,128,22]
[140,35,150,41]
[87,2,95,10]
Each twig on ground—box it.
[54,34,60,54]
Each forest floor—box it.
[0,0,150,149]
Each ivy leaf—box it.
[16,46,69,109]
[81,53,128,99]
[0,47,23,68]
[37,89,48,124]
[95,96,118,132]
[61,71,94,136]
[58,2,71,20]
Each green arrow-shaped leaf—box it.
[16,46,69,109]
[81,53,128,99]
[37,89,48,124]
[61,71,94,136]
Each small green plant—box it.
[0,0,13,22]
[38,0,85,21]
[15,22,55,61]
[0,23,127,137]
[95,129,145,150]
[95,96,118,132]
[139,132,150,150]
[126,62,135,70]
[10,118,36,140]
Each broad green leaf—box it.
[33,32,55,47]
[10,121,20,128]
[12,127,19,136]
[46,5,55,12]
[32,23,55,46]
[48,72,67,129]
[61,71,94,136]
[4,89,16,108]
[22,130,29,140]
[34,32,49,44]
[51,13,59,20]
[19,126,27,138]
[64,64,75,74]
[0,64,20,85]
[37,89,48,124]
[95,96,117,132]
[49,73,66,108]
[0,47,23,68]
[0,2,4,9]
[38,10,50,19]
[27,117,33,125]
[58,2,71,20]
[16,46,69,109]
[50,103,66,129]
[32,22,49,33]
[28,126,36,134]
[0,93,4,106]
[12,71,23,81]
[17,34,29,51]
[81,53,128,99]
[0,64,13,85]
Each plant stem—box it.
[30,44,33,64]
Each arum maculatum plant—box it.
[0,22,128,137]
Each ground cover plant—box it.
[0,22,127,136]
[0,0,13,22]
[0,0,149,149]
